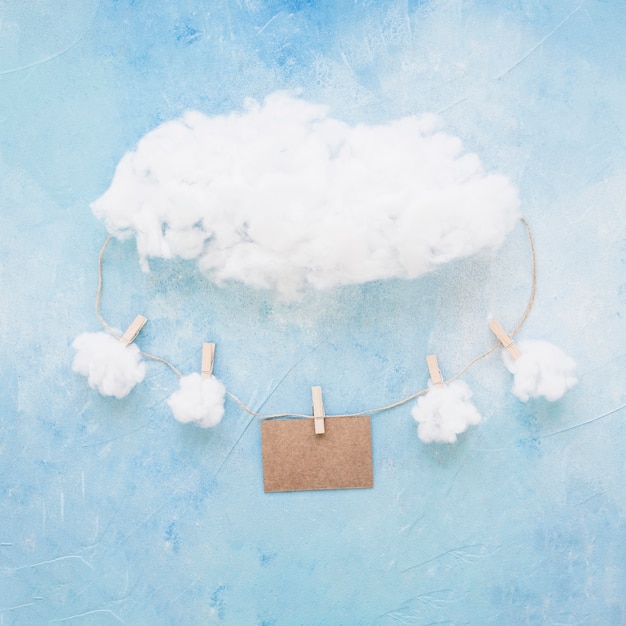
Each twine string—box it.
[95,216,537,419]
[95,236,182,377]
[511,216,536,338]
[143,353,183,378]
[95,234,116,336]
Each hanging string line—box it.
[142,353,183,378]
[95,234,116,335]
[95,236,183,378]
[511,216,536,338]
[95,216,537,419]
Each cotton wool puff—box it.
[503,340,577,402]
[167,373,226,428]
[411,380,482,444]
[91,91,520,298]
[72,332,146,399]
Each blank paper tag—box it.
[260,416,373,493]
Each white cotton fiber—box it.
[91,91,520,298]
[411,380,482,444]
[167,373,226,428]
[502,340,577,402]
[72,332,146,399]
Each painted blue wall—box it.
[1,1,624,623]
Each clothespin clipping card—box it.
[426,354,444,386]
[312,385,325,434]
[201,343,215,380]
[119,315,147,347]
[260,387,374,493]
[489,320,522,360]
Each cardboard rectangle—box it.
[260,416,373,493]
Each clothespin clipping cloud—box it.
[489,319,577,402]
[411,355,482,444]
[167,343,226,428]
[72,315,147,399]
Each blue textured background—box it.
[1,1,625,623]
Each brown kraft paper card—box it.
[260,416,373,493]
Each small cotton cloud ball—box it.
[167,373,226,428]
[72,331,146,399]
[503,339,577,402]
[411,380,482,444]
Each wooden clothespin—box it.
[312,386,326,435]
[489,319,522,360]
[201,343,216,380]
[426,354,444,386]
[119,315,147,347]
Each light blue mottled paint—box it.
[1,0,625,623]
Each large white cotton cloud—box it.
[91,91,520,298]
[166,373,226,428]
[72,332,146,399]
[502,339,577,402]
[411,380,482,444]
